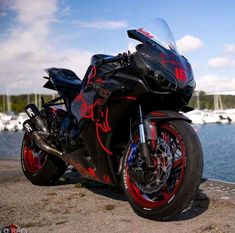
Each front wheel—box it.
[121,120,203,220]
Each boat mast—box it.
[6,88,11,113]
[34,89,38,107]
[214,95,219,110]
[214,94,223,110]
[196,91,200,109]
[2,95,5,113]
[218,95,224,110]
[38,93,41,109]
[27,94,30,105]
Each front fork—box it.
[138,105,154,167]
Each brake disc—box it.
[136,138,173,194]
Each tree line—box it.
[0,94,54,113]
[189,91,235,109]
[1,91,235,113]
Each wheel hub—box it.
[135,138,173,194]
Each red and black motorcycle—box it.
[21,18,203,220]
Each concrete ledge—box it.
[0,158,234,233]
[200,178,235,205]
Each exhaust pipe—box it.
[23,119,62,158]
[24,104,62,157]
[25,104,49,133]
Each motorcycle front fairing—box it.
[127,20,196,100]
[131,41,196,105]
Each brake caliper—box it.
[127,143,138,166]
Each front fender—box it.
[144,110,191,123]
[143,110,191,140]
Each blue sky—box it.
[0,0,235,94]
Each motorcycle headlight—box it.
[145,70,177,92]
[154,71,177,91]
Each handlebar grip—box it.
[101,56,122,64]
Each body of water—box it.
[194,124,235,183]
[0,131,24,158]
[0,124,234,183]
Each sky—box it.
[0,0,235,94]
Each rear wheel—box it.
[122,120,203,220]
[21,133,67,185]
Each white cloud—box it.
[207,44,235,68]
[196,74,235,92]
[191,63,197,70]
[128,42,138,53]
[224,44,235,53]
[208,56,235,68]
[74,20,127,30]
[0,0,92,94]
[176,35,203,53]
[58,49,92,77]
[0,0,58,60]
[208,57,230,68]
[11,0,58,24]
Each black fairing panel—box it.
[43,80,56,91]
[76,95,138,185]
[127,29,149,43]
[138,42,194,88]
[70,70,149,185]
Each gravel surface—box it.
[0,158,235,233]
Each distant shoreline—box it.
[0,157,20,160]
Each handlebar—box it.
[101,52,131,66]
[101,56,122,64]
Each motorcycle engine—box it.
[47,108,81,153]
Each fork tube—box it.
[138,105,153,167]
[138,105,145,143]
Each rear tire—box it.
[121,120,203,220]
[21,133,67,185]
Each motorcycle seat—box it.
[47,68,82,90]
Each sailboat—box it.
[184,91,204,124]
[206,91,233,124]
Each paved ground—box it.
[0,158,235,233]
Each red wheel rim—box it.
[125,123,186,209]
[23,136,46,174]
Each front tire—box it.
[21,134,67,185]
[122,120,203,220]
